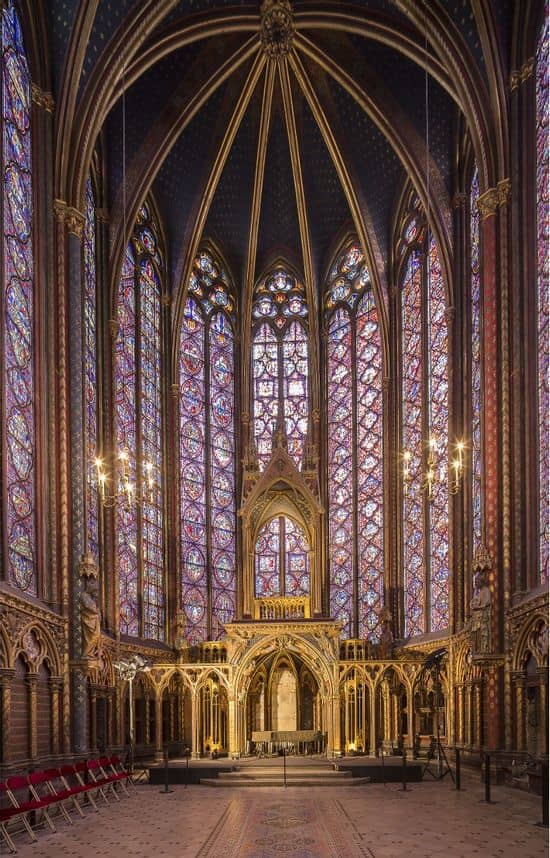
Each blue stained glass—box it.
[84,176,99,563]
[2,1,36,594]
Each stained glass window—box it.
[84,176,99,562]
[470,168,482,553]
[2,2,36,594]
[254,515,310,598]
[114,205,165,640]
[326,243,384,641]
[252,268,309,469]
[536,16,549,583]
[179,251,236,642]
[400,222,449,636]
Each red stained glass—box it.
[254,515,309,597]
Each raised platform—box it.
[147,755,423,787]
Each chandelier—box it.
[94,448,156,509]
[402,438,466,499]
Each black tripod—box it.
[421,649,455,783]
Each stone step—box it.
[200,775,371,787]
[217,769,353,780]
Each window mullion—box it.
[134,257,145,638]
[351,315,359,639]
[205,314,213,640]
[422,243,431,634]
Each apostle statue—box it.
[79,553,101,659]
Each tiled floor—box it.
[8,772,548,857]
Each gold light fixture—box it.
[94,448,156,509]
[449,440,466,495]
[423,436,438,500]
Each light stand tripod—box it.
[421,649,455,783]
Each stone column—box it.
[155,694,163,760]
[191,691,200,758]
[0,670,14,766]
[476,181,511,750]
[369,687,377,756]
[512,673,526,751]
[457,685,465,745]
[50,678,62,757]
[473,682,482,748]
[144,696,151,746]
[27,674,38,760]
[537,669,548,755]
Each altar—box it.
[251,730,326,755]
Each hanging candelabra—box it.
[449,440,466,495]
[94,448,156,509]
[401,437,466,499]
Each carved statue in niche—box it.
[469,545,492,654]
[79,553,101,659]
[174,610,188,656]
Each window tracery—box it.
[326,242,384,641]
[115,202,165,640]
[470,167,482,554]
[179,249,236,642]
[84,175,99,562]
[252,267,309,469]
[399,209,449,636]
[536,16,549,583]
[254,515,310,598]
[2,1,36,594]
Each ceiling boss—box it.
[260,0,295,59]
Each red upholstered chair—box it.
[110,755,137,793]
[83,760,112,805]
[27,770,69,827]
[58,764,100,813]
[1,779,38,853]
[42,767,85,819]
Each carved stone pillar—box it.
[464,683,472,746]
[155,694,163,760]
[537,669,548,755]
[406,687,414,751]
[144,695,151,745]
[382,684,391,743]
[512,673,526,751]
[476,182,510,750]
[50,679,62,756]
[369,687,377,756]
[191,691,200,758]
[227,694,237,756]
[89,686,97,752]
[457,685,465,745]
[27,674,38,760]
[473,682,482,748]
[0,670,14,766]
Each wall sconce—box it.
[423,437,438,501]
[449,440,466,495]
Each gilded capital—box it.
[497,178,511,206]
[108,319,118,338]
[476,187,500,220]
[171,382,180,398]
[31,82,54,112]
[66,207,85,238]
[53,199,67,223]
[452,192,467,210]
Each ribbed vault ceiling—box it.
[48,1,506,310]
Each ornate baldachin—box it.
[260,0,294,59]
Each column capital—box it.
[171,382,180,398]
[53,199,67,223]
[477,187,500,220]
[66,206,85,238]
[31,82,54,113]
[109,319,118,338]
[510,57,535,91]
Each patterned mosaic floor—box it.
[9,773,548,857]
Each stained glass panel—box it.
[536,17,549,583]
[84,176,99,562]
[284,517,310,597]
[427,236,449,631]
[402,250,425,637]
[209,312,236,639]
[255,517,281,597]
[139,258,165,641]
[180,297,208,643]
[2,1,36,594]
[327,308,354,638]
[115,245,139,635]
[356,292,384,641]
[470,168,482,552]
[282,321,308,467]
[252,322,278,469]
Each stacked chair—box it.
[0,756,135,853]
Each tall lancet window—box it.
[114,202,165,640]
[2,2,37,594]
[252,268,309,470]
[326,243,384,641]
[179,250,236,643]
[255,516,310,598]
[470,168,482,553]
[400,214,449,637]
[84,175,99,562]
[536,16,549,583]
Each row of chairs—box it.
[0,756,135,853]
